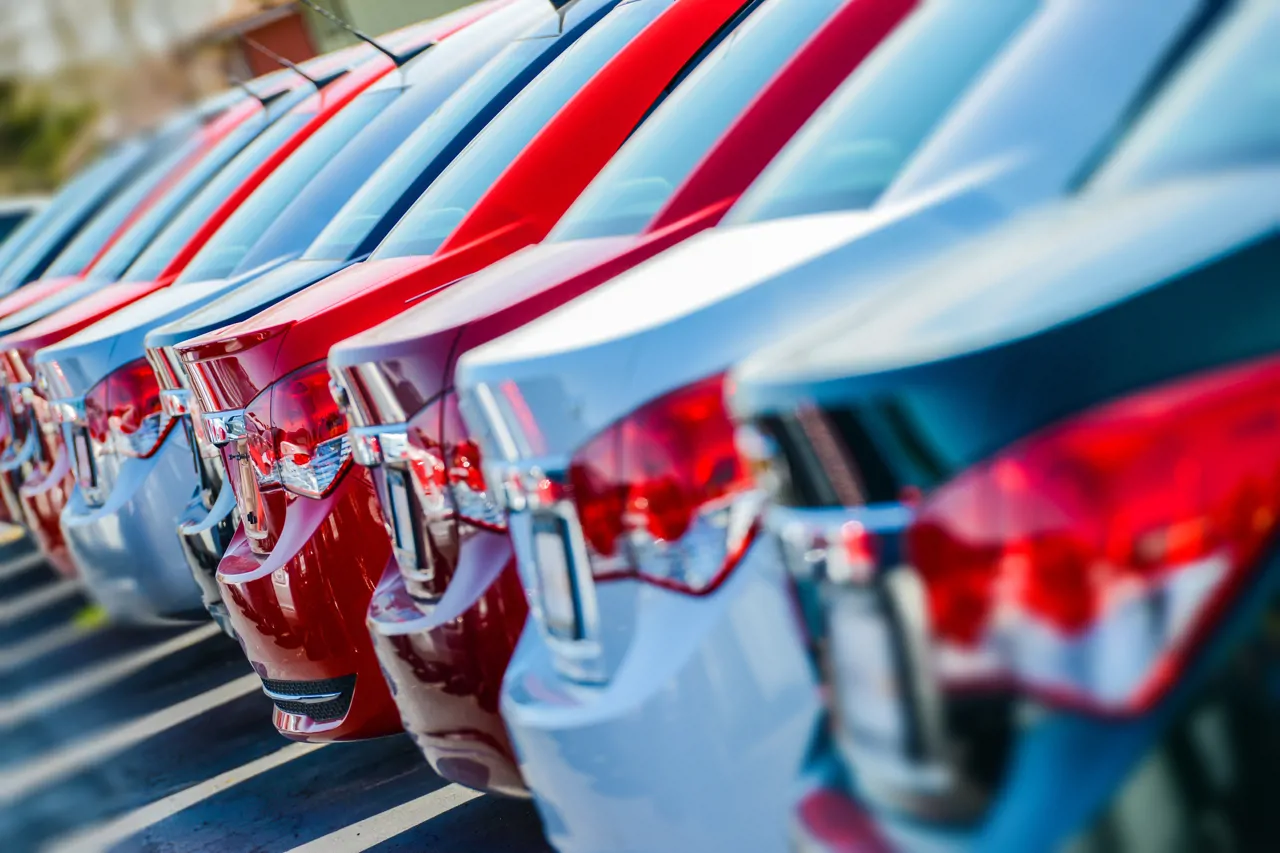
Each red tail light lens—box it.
[403,390,506,536]
[567,374,758,595]
[84,358,173,460]
[908,355,1280,713]
[236,362,351,500]
[424,392,505,528]
[273,362,350,498]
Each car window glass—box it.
[87,115,270,281]
[41,138,200,279]
[550,0,844,241]
[373,0,665,259]
[303,38,552,261]
[0,141,147,287]
[177,91,400,283]
[119,114,308,282]
[1092,0,1280,191]
[726,0,1038,224]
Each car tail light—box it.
[406,391,506,532]
[566,374,759,595]
[227,362,352,500]
[83,358,174,460]
[273,362,350,498]
[907,354,1280,714]
[355,392,508,600]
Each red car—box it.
[178,0,760,772]
[0,19,459,577]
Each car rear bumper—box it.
[216,470,401,742]
[500,539,820,853]
[366,528,528,796]
[61,430,204,622]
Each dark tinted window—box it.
[121,114,308,282]
[304,38,554,261]
[87,114,271,281]
[0,210,29,245]
[374,0,665,259]
[727,0,1037,224]
[552,0,844,241]
[1094,1,1280,191]
[178,91,400,283]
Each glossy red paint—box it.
[217,470,402,740]
[180,0,760,758]
[366,538,529,795]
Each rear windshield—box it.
[373,0,665,259]
[551,0,845,241]
[87,115,270,281]
[42,137,200,279]
[1092,0,1280,191]
[120,114,309,283]
[726,0,1038,224]
[177,91,400,283]
[303,37,554,262]
[0,140,148,287]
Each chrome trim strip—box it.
[261,685,343,705]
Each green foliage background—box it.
[0,81,95,193]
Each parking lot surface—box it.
[0,532,555,853]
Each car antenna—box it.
[231,78,269,107]
[243,37,324,88]
[294,0,421,67]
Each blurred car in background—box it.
[451,0,1231,849]
[730,5,1279,848]
[177,0,764,765]
[0,85,261,305]
[0,82,282,526]
[30,0,519,627]
[0,82,320,572]
[145,0,616,640]
[325,0,914,844]
[0,62,343,336]
[0,18,450,581]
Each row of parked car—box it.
[0,0,1275,849]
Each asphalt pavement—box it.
[0,528,555,853]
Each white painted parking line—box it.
[283,784,484,853]
[0,621,95,675]
[0,672,261,805]
[0,622,222,729]
[49,741,327,853]
[0,578,80,624]
[0,549,45,583]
